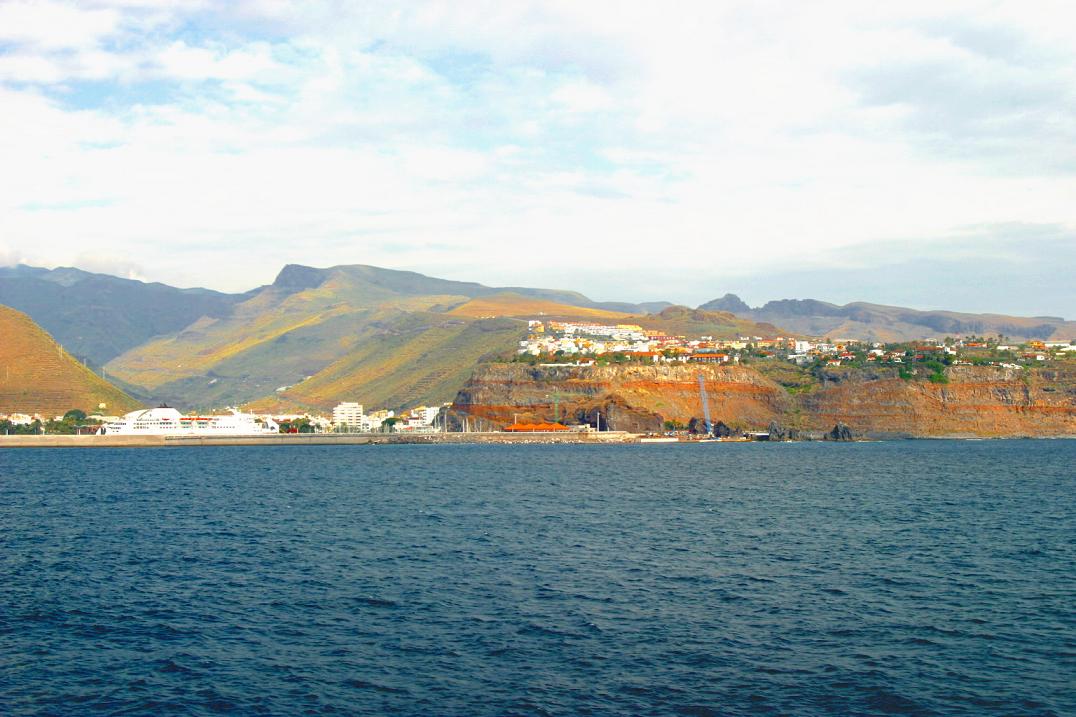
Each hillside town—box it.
[3,318,1073,436]
[515,320,1076,371]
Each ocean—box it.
[1,441,1073,716]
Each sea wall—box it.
[451,363,1076,438]
[0,431,636,448]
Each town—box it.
[514,319,1076,372]
[0,401,449,437]
[3,319,1073,437]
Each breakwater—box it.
[0,431,636,448]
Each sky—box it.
[1,0,1074,317]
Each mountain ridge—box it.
[699,294,1073,342]
[98,264,774,411]
[4,261,1073,412]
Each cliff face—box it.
[801,365,1076,437]
[453,363,789,433]
[452,363,1076,438]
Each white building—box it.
[332,402,365,430]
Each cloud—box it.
[0,0,1073,315]
[0,1,119,50]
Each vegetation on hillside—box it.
[0,306,141,416]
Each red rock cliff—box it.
[452,363,1076,438]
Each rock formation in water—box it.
[712,421,739,438]
[825,423,854,441]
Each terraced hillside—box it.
[0,305,141,416]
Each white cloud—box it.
[0,1,119,50]
[152,41,279,82]
[0,0,1074,314]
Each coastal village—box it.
[3,316,1073,437]
[516,320,1076,368]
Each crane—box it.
[697,373,713,437]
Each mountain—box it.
[698,293,751,314]
[698,294,1075,342]
[446,292,634,320]
[0,264,245,367]
[638,306,782,338]
[103,265,771,412]
[0,305,141,416]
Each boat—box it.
[639,436,680,443]
[98,406,279,435]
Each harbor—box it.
[0,430,638,448]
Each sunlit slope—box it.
[0,305,141,415]
[124,310,382,409]
[447,292,633,320]
[106,263,470,391]
[0,264,243,366]
[103,264,676,412]
[247,316,524,413]
[635,306,788,339]
[101,263,791,413]
[105,287,353,390]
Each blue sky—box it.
[0,1,1074,317]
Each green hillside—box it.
[0,305,141,416]
[102,264,787,413]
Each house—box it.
[689,352,730,363]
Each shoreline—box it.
[0,431,638,448]
[1,431,1073,448]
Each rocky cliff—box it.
[451,363,1076,438]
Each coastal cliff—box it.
[451,363,1076,438]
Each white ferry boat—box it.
[98,406,279,436]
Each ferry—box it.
[98,406,278,436]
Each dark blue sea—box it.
[1,441,1074,716]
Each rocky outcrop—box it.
[712,421,740,438]
[824,423,854,441]
[452,362,1076,438]
[767,421,799,441]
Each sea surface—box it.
[1,441,1074,716]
